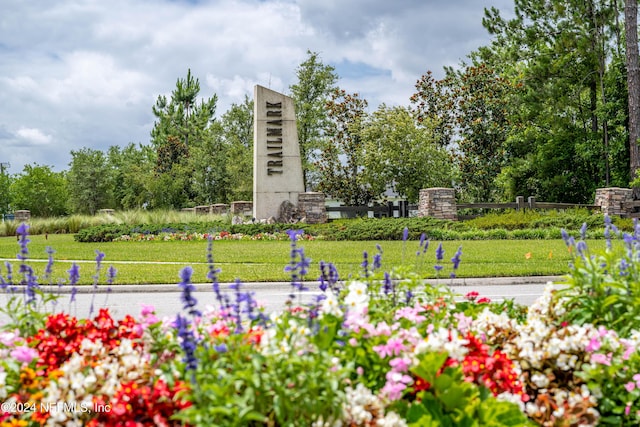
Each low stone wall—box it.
[417,188,457,220]
[594,187,634,217]
[298,192,327,224]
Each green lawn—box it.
[0,234,605,285]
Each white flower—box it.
[320,290,343,318]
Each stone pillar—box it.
[195,205,211,215]
[210,204,229,215]
[298,192,327,224]
[230,201,253,216]
[418,188,457,220]
[594,187,633,217]
[14,210,31,222]
[253,85,305,221]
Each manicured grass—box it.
[0,234,608,285]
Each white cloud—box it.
[15,128,53,146]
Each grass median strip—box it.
[0,234,606,285]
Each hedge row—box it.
[74,211,632,242]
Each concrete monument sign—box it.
[253,85,304,220]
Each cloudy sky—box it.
[0,0,513,175]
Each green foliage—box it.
[10,164,69,217]
[176,318,346,426]
[290,50,339,189]
[67,147,114,215]
[361,105,457,203]
[221,96,254,201]
[0,167,12,215]
[478,1,629,203]
[556,227,640,336]
[71,211,635,243]
[317,89,376,205]
[108,144,156,210]
[406,354,531,426]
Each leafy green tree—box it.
[221,96,253,201]
[0,167,12,215]
[361,105,457,203]
[290,50,339,190]
[10,164,68,217]
[479,0,628,202]
[317,89,376,205]
[67,148,114,214]
[412,64,521,201]
[108,144,156,209]
[150,70,220,208]
[188,121,229,204]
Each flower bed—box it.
[1,219,640,426]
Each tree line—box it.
[2,0,640,216]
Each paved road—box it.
[0,276,564,321]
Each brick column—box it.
[418,188,457,220]
[298,192,327,224]
[594,187,633,217]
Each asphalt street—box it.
[0,276,565,321]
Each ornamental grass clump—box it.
[3,222,640,425]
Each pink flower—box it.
[454,312,473,333]
[140,303,156,317]
[586,337,601,352]
[626,404,631,416]
[0,331,20,347]
[623,345,636,361]
[10,345,38,364]
[394,306,426,323]
[373,338,405,359]
[625,382,636,392]
[389,356,412,372]
[591,352,612,366]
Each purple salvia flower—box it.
[451,246,463,272]
[89,250,106,317]
[44,246,55,284]
[284,229,311,302]
[106,265,117,286]
[580,223,588,241]
[402,227,409,242]
[383,271,393,295]
[178,266,201,317]
[405,290,414,304]
[175,314,199,373]
[229,278,245,333]
[361,251,369,278]
[16,223,30,261]
[436,243,444,262]
[319,261,328,292]
[206,236,224,307]
[67,263,80,304]
[2,261,13,288]
[576,241,588,259]
[319,261,340,292]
